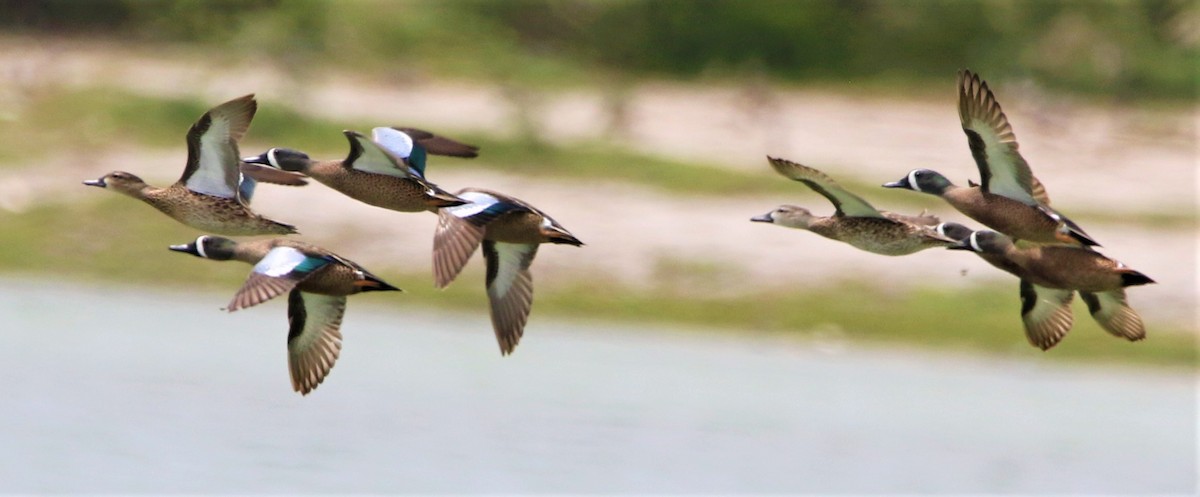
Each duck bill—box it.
[82,178,107,188]
[881,178,910,189]
[168,242,201,257]
[548,230,583,246]
[750,213,774,223]
[241,152,270,165]
[946,239,975,251]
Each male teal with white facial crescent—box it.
[883,70,1097,247]
[946,228,1154,350]
[169,235,401,395]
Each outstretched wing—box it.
[181,94,256,199]
[341,130,420,179]
[1019,280,1075,350]
[958,70,1038,206]
[376,127,479,178]
[433,208,486,289]
[286,290,346,395]
[1079,289,1146,342]
[767,156,885,219]
[228,246,332,311]
[483,241,538,355]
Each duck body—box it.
[299,159,459,213]
[129,181,297,235]
[243,127,472,214]
[937,183,1078,246]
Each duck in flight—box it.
[883,70,1097,247]
[169,235,401,395]
[242,127,475,213]
[83,94,305,236]
[753,156,955,255]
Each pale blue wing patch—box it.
[347,133,415,179]
[371,127,414,159]
[253,246,312,277]
[238,172,257,203]
[443,191,500,219]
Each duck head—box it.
[883,169,954,195]
[83,171,149,197]
[948,229,1014,254]
[751,205,816,230]
[243,148,311,173]
[168,235,238,261]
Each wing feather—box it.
[958,70,1039,206]
[433,209,486,288]
[483,241,538,355]
[767,157,885,219]
[1080,290,1146,342]
[182,95,256,199]
[286,291,346,395]
[1019,280,1075,350]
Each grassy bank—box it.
[2,196,1192,368]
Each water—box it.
[0,279,1194,493]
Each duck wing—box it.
[228,246,333,311]
[181,94,256,200]
[958,70,1039,206]
[433,209,486,288]
[341,130,423,179]
[767,156,885,219]
[286,290,346,395]
[1079,289,1146,342]
[483,241,538,355]
[1019,280,1075,350]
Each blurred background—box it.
[0,0,1195,493]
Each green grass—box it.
[1,196,1193,368]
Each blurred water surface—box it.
[0,279,1194,494]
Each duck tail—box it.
[1119,271,1155,288]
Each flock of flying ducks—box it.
[84,95,580,394]
[753,70,1154,351]
[82,69,1154,395]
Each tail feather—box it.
[1119,271,1155,287]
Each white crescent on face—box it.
[969,231,983,252]
[194,235,211,258]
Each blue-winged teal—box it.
[242,127,474,213]
[432,188,582,355]
[946,228,1154,350]
[169,235,400,395]
[753,156,955,255]
[883,70,1097,247]
[83,94,304,236]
